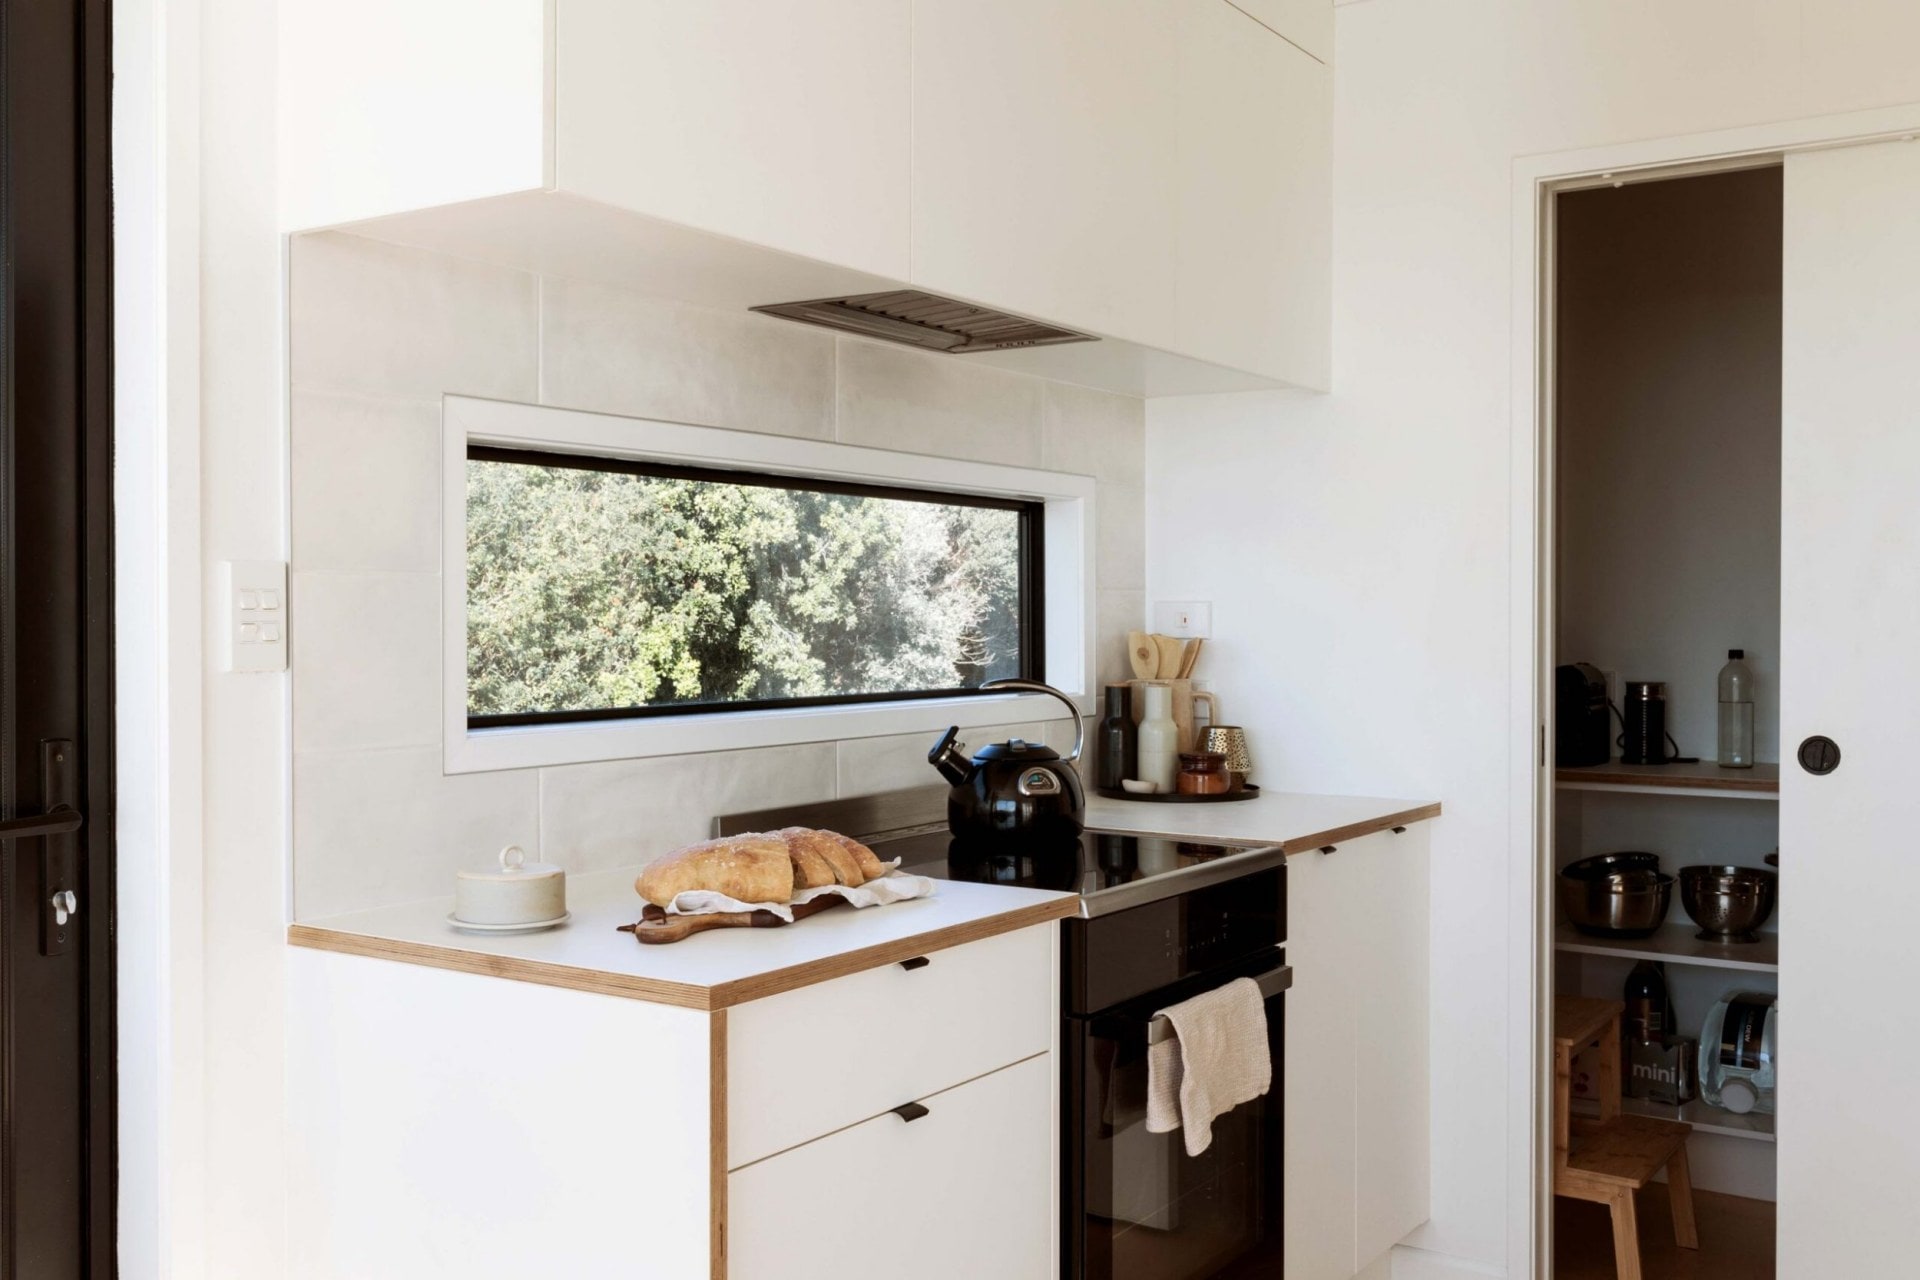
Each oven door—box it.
[1064,954,1289,1280]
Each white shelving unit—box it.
[1555,761,1780,801]
[1572,1095,1776,1143]
[1554,923,1777,974]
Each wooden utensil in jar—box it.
[1127,631,1156,681]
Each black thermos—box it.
[1096,684,1137,790]
[1621,681,1668,765]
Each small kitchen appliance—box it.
[929,678,1086,841]
[1555,663,1611,767]
[1699,992,1777,1115]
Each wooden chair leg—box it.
[1666,1143,1700,1250]
[1608,1187,1644,1280]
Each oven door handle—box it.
[1146,963,1292,1046]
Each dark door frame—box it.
[1,0,116,1272]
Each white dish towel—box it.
[1144,976,1272,1157]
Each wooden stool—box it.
[1553,995,1699,1280]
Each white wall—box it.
[288,230,1145,919]
[1145,2,1920,1274]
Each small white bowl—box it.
[453,845,566,926]
[1120,779,1160,795]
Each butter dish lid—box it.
[458,844,564,883]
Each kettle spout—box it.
[928,726,973,786]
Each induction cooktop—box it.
[866,827,1285,919]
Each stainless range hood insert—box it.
[751,289,1096,354]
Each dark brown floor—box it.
[1555,1188,1775,1279]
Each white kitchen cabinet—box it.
[1173,0,1332,390]
[553,0,913,279]
[1226,0,1335,64]
[279,0,1331,392]
[911,0,1332,385]
[727,923,1053,1168]
[286,920,1059,1280]
[908,0,1182,352]
[729,1053,1055,1280]
[1284,826,1432,1279]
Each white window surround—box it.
[441,395,1096,774]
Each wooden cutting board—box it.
[619,895,847,944]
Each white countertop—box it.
[1088,789,1440,853]
[289,790,1438,1011]
[288,866,1077,1011]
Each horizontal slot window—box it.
[465,445,1044,727]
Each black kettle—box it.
[928,679,1086,842]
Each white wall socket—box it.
[1153,601,1212,638]
[220,560,289,673]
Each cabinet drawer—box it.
[729,1052,1054,1280]
[728,922,1053,1168]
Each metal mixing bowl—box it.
[1559,864,1674,938]
[1679,864,1777,943]
[1562,851,1662,881]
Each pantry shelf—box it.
[1555,923,1778,974]
[1555,761,1779,799]
[1573,1096,1775,1143]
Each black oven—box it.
[1062,864,1287,1280]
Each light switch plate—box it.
[220,560,288,673]
[1152,600,1212,638]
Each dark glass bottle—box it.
[1096,684,1137,790]
[1624,960,1670,1044]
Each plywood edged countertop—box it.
[1083,789,1440,853]
[288,867,1077,1012]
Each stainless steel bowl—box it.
[1559,866,1674,938]
[1562,851,1662,881]
[1679,864,1777,943]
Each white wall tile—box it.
[1097,482,1146,591]
[540,277,836,438]
[835,336,1044,464]
[293,747,541,920]
[539,743,837,871]
[1043,382,1146,488]
[1095,589,1147,691]
[291,572,441,753]
[291,391,443,574]
[290,231,538,401]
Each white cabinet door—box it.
[1225,0,1334,64]
[909,0,1180,347]
[1778,138,1920,1278]
[1347,827,1430,1271]
[554,0,913,278]
[1173,2,1332,388]
[1283,846,1358,1280]
[729,1053,1055,1280]
[1285,829,1432,1279]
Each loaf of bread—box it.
[635,834,793,907]
[634,827,893,907]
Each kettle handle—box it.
[981,679,1085,764]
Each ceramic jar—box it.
[453,845,566,926]
[1176,751,1231,795]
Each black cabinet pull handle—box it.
[1319,845,1338,855]
[1391,826,1407,834]
[899,955,930,971]
[891,1102,930,1123]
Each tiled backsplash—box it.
[289,231,1145,919]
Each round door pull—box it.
[1798,735,1842,776]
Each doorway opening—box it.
[1543,164,1782,1279]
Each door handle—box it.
[4,741,81,956]
[0,807,82,840]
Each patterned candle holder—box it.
[1197,725,1252,791]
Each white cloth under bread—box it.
[665,862,932,921]
[1144,976,1272,1157]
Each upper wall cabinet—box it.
[278,0,1331,394]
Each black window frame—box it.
[463,443,1047,729]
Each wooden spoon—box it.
[1177,637,1204,679]
[1127,631,1156,680]
[1153,633,1185,679]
